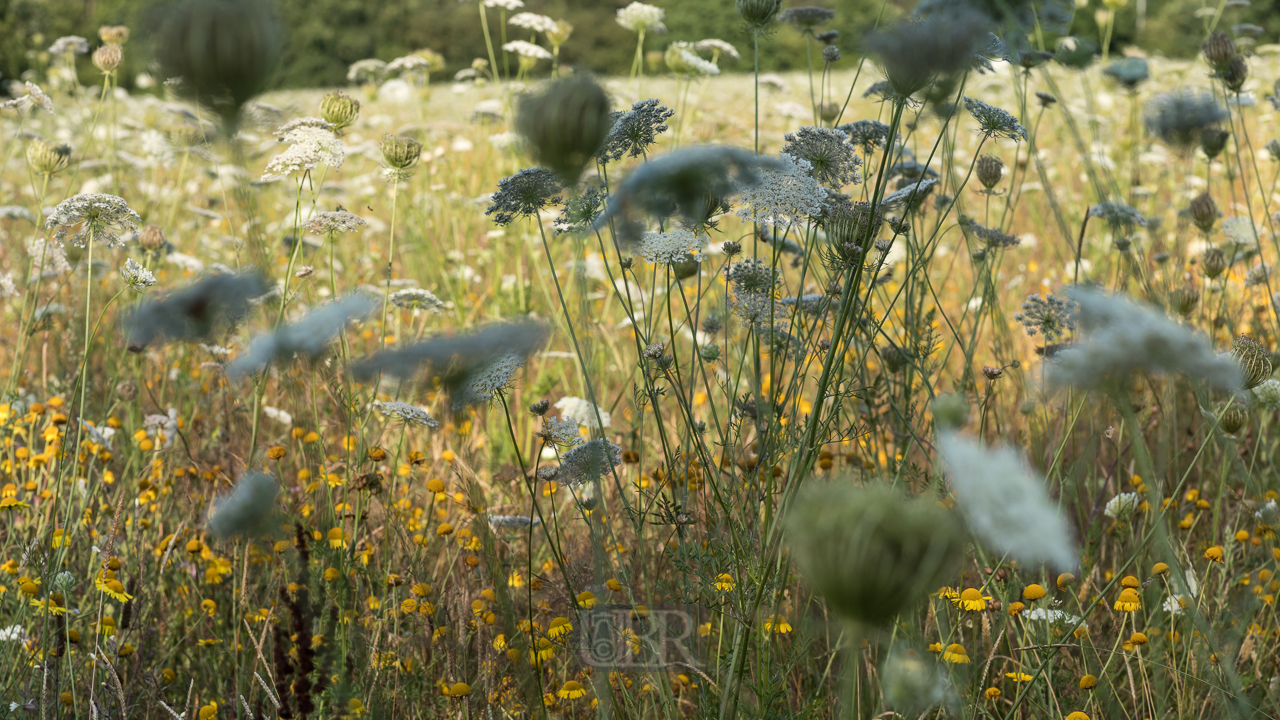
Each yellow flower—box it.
[959,587,990,611]
[507,570,524,588]
[1128,631,1148,646]
[1056,573,1076,590]
[762,614,792,634]
[97,578,133,602]
[1007,601,1026,616]
[1120,575,1140,589]
[1022,583,1047,601]
[1151,562,1169,577]
[1079,674,1097,689]
[547,617,573,638]
[1114,588,1141,612]
[1005,672,1033,682]
[984,687,1002,700]
[557,680,587,699]
[1204,545,1224,563]
[493,634,507,651]
[576,590,597,609]
[714,573,735,592]
[327,527,347,549]
[1065,712,1090,720]
[941,643,970,664]
[198,702,218,720]
[0,496,29,510]
[436,523,454,537]
[927,642,943,653]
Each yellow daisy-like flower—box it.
[531,637,555,663]
[547,617,573,638]
[1128,631,1148,646]
[1022,583,1047,601]
[1079,674,1097,690]
[714,573,735,592]
[1151,562,1170,577]
[941,643,970,664]
[1065,712,1090,720]
[959,587,990,611]
[576,590,597,609]
[1120,575,1140,589]
[30,597,66,616]
[1204,545,1224,563]
[1005,672,1033,682]
[0,496,29,510]
[1007,601,1026,616]
[984,687,1001,700]
[1114,588,1141,612]
[557,680,587,700]
[99,578,133,602]
[447,682,471,697]
[327,527,347,549]
[927,642,943,653]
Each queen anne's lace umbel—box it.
[735,153,827,226]
[45,193,141,249]
[262,121,345,181]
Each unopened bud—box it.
[27,138,71,176]
[93,44,122,73]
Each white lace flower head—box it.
[45,193,141,248]
[261,120,344,181]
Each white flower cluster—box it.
[373,400,440,428]
[509,12,558,33]
[0,625,23,642]
[555,396,611,430]
[735,153,827,227]
[1222,216,1261,249]
[120,258,156,290]
[484,0,524,8]
[616,2,665,32]
[1162,569,1199,615]
[1048,288,1243,391]
[0,273,18,300]
[389,287,446,313]
[502,40,552,60]
[0,82,54,114]
[454,351,528,410]
[304,210,367,236]
[143,408,180,449]
[540,416,584,446]
[1023,608,1085,628]
[262,121,345,182]
[1103,492,1140,519]
[45,193,141,248]
[938,430,1077,569]
[639,229,707,265]
[25,238,70,278]
[695,38,739,61]
[488,514,540,529]
[347,58,388,84]
[667,42,719,77]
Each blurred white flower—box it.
[1047,288,1242,392]
[555,396,611,430]
[1104,492,1140,519]
[502,40,552,60]
[509,12,558,33]
[938,430,1077,569]
[616,2,665,32]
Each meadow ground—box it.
[2,18,1280,720]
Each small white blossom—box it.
[1104,492,1141,519]
[554,396,611,430]
[484,0,524,8]
[373,401,440,428]
[0,273,18,300]
[509,12,558,33]
[502,40,552,60]
[347,58,388,84]
[0,625,24,642]
[120,258,156,290]
[389,287,446,313]
[1023,608,1085,627]
[639,229,708,264]
[262,406,293,425]
[695,39,739,61]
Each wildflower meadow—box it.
[3,0,1280,719]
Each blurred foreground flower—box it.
[786,483,964,626]
[207,471,279,540]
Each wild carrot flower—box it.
[304,209,366,236]
[261,119,344,181]
[554,396,610,429]
[1104,493,1141,519]
[207,471,279,539]
[388,288,445,313]
[539,416,583,446]
[119,258,156,291]
[963,98,1028,141]
[1145,90,1228,151]
[372,401,439,429]
[616,2,665,33]
[485,167,562,226]
[45,193,141,249]
[782,126,862,188]
[735,153,827,226]
[639,229,708,264]
[597,99,674,162]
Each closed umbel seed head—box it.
[92,44,122,73]
[1202,32,1236,73]
[1169,286,1200,316]
[1200,128,1230,159]
[516,74,613,185]
[1231,335,1272,389]
[1218,403,1248,434]
[139,225,167,252]
[99,25,130,44]
[27,138,71,176]
[320,91,360,132]
[737,0,783,32]
[1221,54,1248,93]
[529,398,550,416]
[1202,247,1228,278]
[379,134,421,171]
[976,155,1004,190]
[787,484,965,626]
[1190,192,1218,233]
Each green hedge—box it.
[0,0,1274,92]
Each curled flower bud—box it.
[1169,286,1200,316]
[379,133,422,172]
[1202,247,1228,278]
[1218,402,1248,434]
[320,91,360,133]
[736,0,783,34]
[93,44,122,73]
[1190,192,1218,234]
[27,138,71,176]
[975,155,1004,190]
[1202,32,1236,73]
[1231,335,1272,390]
